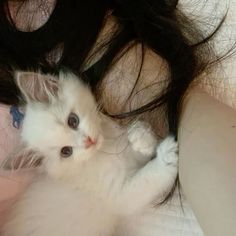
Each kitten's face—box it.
[16,72,103,178]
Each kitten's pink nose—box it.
[85,136,97,148]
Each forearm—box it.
[179,89,236,236]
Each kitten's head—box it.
[16,71,103,177]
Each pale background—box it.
[180,0,236,108]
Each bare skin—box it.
[179,89,236,236]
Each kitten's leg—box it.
[119,136,178,214]
[128,121,158,157]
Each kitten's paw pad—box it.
[128,121,157,156]
[157,135,178,166]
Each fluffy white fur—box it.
[1,72,178,236]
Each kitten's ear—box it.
[15,71,59,103]
[1,146,43,170]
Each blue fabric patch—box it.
[10,106,24,129]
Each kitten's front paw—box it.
[156,135,178,166]
[128,121,157,156]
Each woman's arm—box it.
[179,89,236,236]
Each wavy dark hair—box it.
[0,0,231,136]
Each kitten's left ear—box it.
[15,71,59,103]
[1,146,43,170]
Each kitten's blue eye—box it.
[68,112,79,130]
[60,146,73,158]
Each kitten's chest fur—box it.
[54,135,145,209]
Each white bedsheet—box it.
[116,189,204,236]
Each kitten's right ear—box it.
[15,71,59,104]
[1,146,44,170]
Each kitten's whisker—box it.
[103,131,126,140]
[97,142,130,156]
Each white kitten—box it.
[1,71,178,236]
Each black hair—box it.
[0,0,233,201]
[0,0,231,135]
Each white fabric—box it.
[116,190,204,236]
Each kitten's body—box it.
[2,72,178,236]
